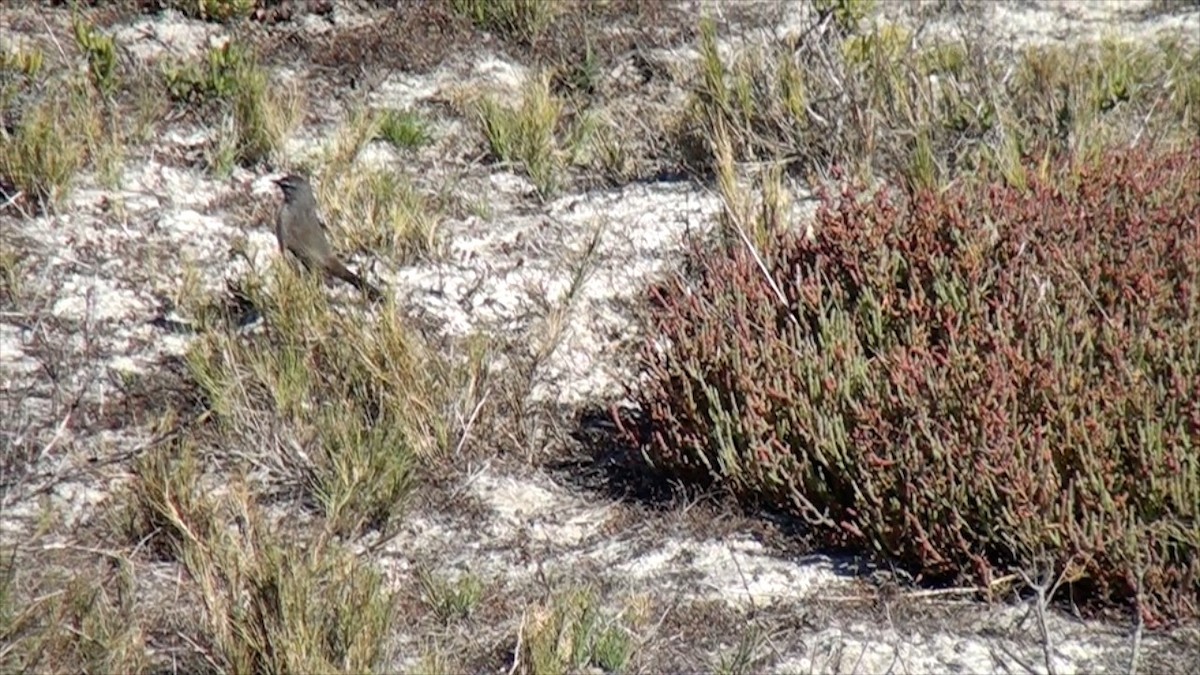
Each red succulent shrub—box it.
[619,141,1200,623]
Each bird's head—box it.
[274,174,311,201]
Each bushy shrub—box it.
[619,142,1200,624]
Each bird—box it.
[273,173,383,301]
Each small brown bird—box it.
[274,174,382,300]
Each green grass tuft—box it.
[376,108,433,150]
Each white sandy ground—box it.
[2,1,1199,672]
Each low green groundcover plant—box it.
[620,141,1199,624]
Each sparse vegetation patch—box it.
[163,41,301,173]
[680,15,1200,188]
[3,3,1199,674]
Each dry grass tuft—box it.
[113,441,396,673]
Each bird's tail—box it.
[328,259,384,301]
